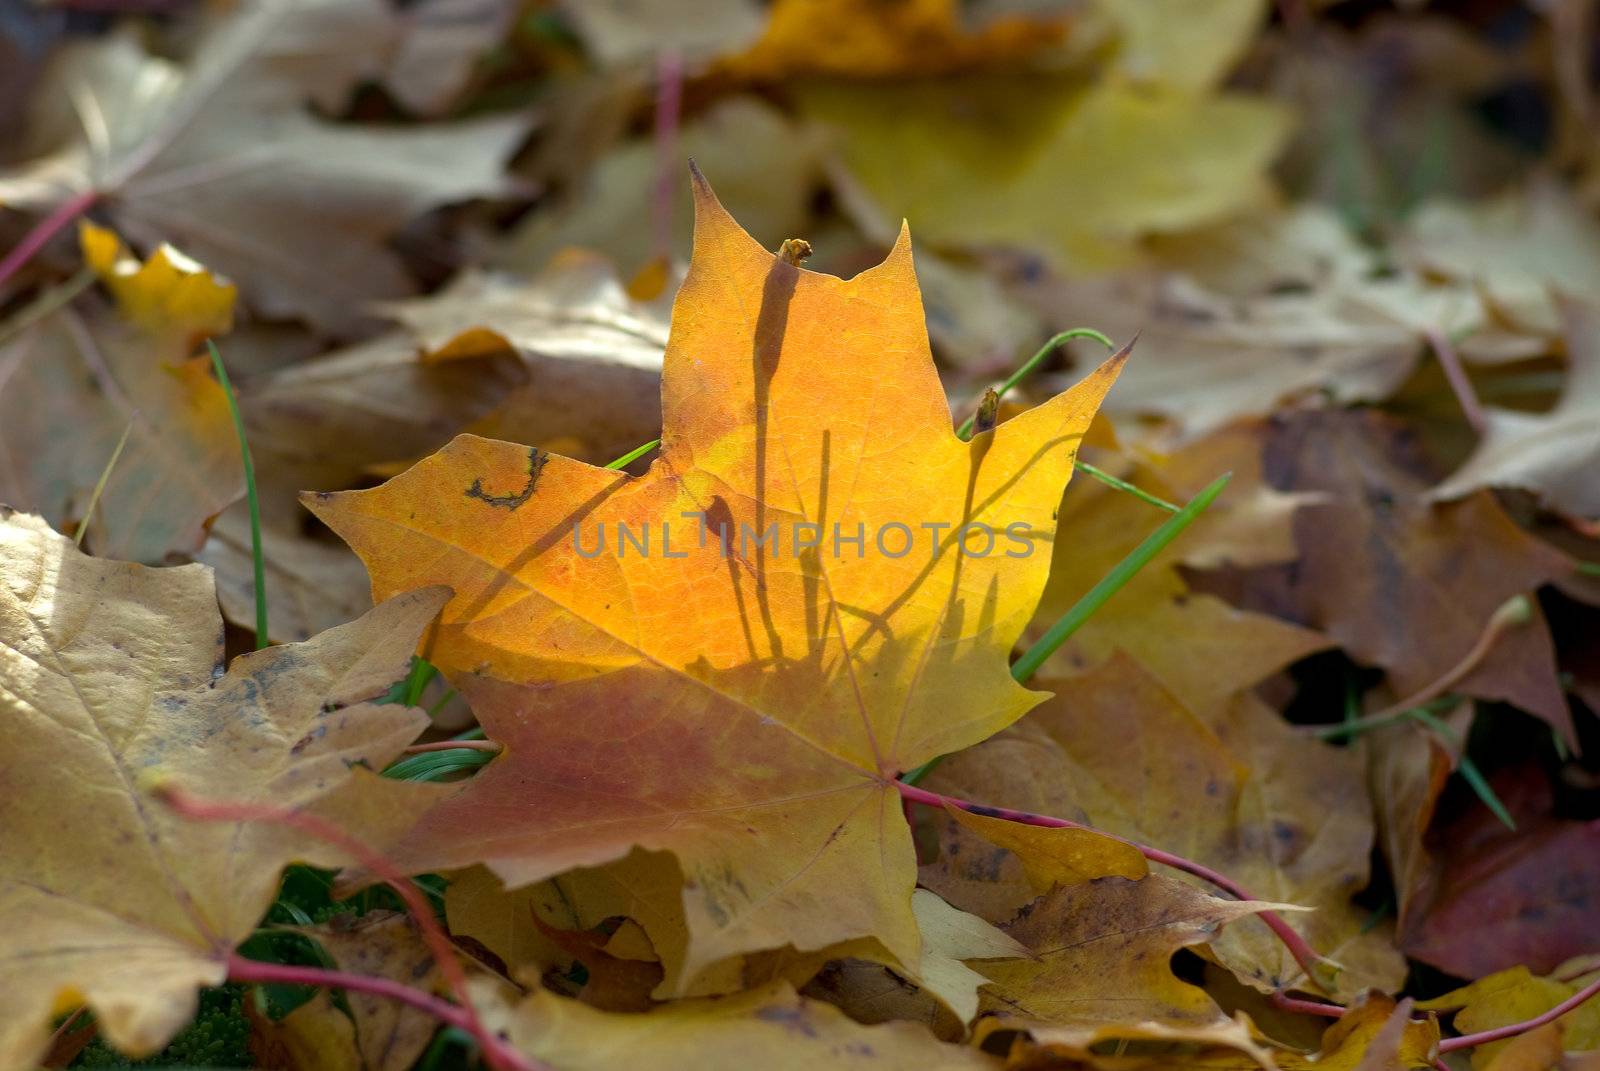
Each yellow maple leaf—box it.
[0,509,451,1064]
[307,171,1124,990]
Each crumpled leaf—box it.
[1419,958,1600,1070]
[0,509,451,1065]
[479,978,1000,1070]
[308,174,1124,991]
[807,77,1289,272]
[0,223,241,563]
[927,654,1405,998]
[0,1,527,332]
[976,874,1279,1064]
[1431,295,1600,520]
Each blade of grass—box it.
[401,656,438,708]
[1010,472,1231,683]
[74,416,134,548]
[902,472,1231,786]
[956,327,1114,441]
[382,749,497,782]
[207,339,267,648]
[1408,707,1516,831]
[606,438,660,470]
[1073,461,1180,512]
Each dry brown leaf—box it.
[0,509,451,1064]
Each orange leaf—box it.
[307,171,1124,991]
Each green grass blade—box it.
[208,339,268,649]
[1073,461,1180,512]
[1010,472,1231,685]
[401,656,438,708]
[1407,707,1516,831]
[382,749,497,782]
[903,472,1231,787]
[606,438,661,469]
[956,328,1114,441]
[75,416,134,548]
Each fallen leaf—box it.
[0,223,242,563]
[976,874,1278,1062]
[0,3,527,332]
[380,249,673,464]
[806,77,1289,272]
[499,96,824,278]
[1029,429,1329,718]
[0,509,451,1064]
[1419,959,1600,1070]
[1094,0,1266,90]
[384,0,519,116]
[307,173,1124,990]
[928,654,1404,998]
[559,0,764,69]
[1213,409,1574,740]
[478,978,1001,1070]
[1430,296,1600,520]
[1365,715,1457,954]
[1402,180,1600,337]
[1399,764,1600,979]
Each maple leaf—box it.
[1430,295,1600,520]
[0,509,451,1064]
[0,223,242,563]
[307,172,1124,990]
[923,654,1406,999]
[0,2,527,332]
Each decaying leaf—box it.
[0,509,450,1064]
[0,223,241,563]
[308,173,1124,990]
[0,2,527,332]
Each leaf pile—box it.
[2,2,1599,1070]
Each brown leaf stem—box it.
[401,739,503,754]
[0,190,99,291]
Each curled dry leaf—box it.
[308,173,1124,991]
[0,223,241,563]
[0,510,452,1065]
